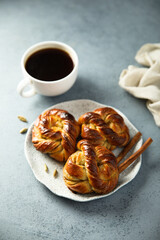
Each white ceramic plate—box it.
[25,99,142,202]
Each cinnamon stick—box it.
[118,137,153,174]
[117,132,142,164]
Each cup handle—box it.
[17,78,37,97]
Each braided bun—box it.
[63,140,119,194]
[78,107,130,150]
[32,109,80,162]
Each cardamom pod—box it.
[44,164,48,172]
[20,128,28,134]
[53,169,58,177]
[18,115,28,122]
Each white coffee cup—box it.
[17,41,78,97]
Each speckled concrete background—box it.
[0,0,160,239]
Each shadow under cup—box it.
[17,41,79,97]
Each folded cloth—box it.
[119,43,160,127]
[135,43,160,67]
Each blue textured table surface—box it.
[0,0,160,239]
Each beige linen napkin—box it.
[119,43,160,127]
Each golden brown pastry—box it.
[63,137,153,195]
[78,107,130,150]
[32,109,80,162]
[63,140,119,194]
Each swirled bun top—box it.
[32,109,80,162]
[63,139,119,194]
[78,107,130,150]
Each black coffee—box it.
[25,48,74,81]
